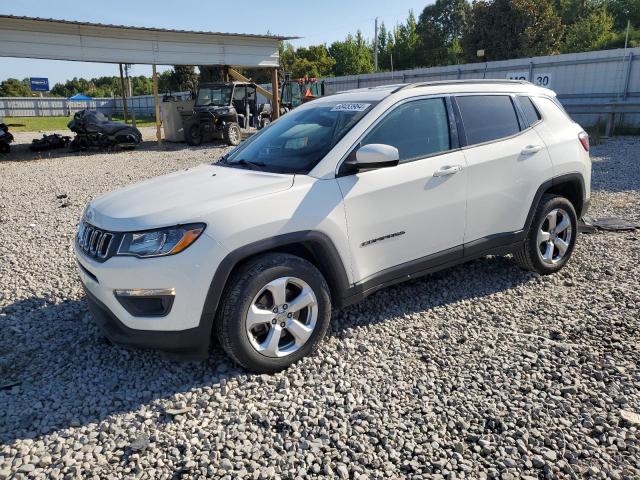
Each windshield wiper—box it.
[229,159,266,171]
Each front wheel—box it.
[0,143,10,154]
[216,253,331,373]
[513,194,578,275]
[223,122,242,146]
[186,124,203,146]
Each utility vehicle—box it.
[185,81,271,146]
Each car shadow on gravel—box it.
[329,255,534,336]
[0,297,246,446]
[0,255,535,446]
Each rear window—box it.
[456,95,521,145]
[517,96,542,126]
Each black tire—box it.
[513,194,578,275]
[186,124,203,146]
[258,117,271,130]
[215,253,331,373]
[223,122,242,146]
[0,143,10,154]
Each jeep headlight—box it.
[117,224,205,258]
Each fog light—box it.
[114,288,175,317]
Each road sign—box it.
[29,77,49,92]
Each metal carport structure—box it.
[0,14,297,143]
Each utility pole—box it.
[624,18,630,49]
[118,63,129,122]
[124,64,136,128]
[374,17,379,72]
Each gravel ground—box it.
[0,135,639,479]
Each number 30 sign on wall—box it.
[506,72,552,87]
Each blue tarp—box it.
[68,94,92,100]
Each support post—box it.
[118,63,128,122]
[374,17,378,72]
[152,64,161,146]
[605,112,615,137]
[228,67,273,100]
[222,66,230,82]
[271,68,280,121]
[125,64,136,128]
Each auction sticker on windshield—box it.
[331,103,371,112]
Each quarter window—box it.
[517,96,542,126]
[456,95,521,146]
[360,98,451,162]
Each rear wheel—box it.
[514,194,577,274]
[0,143,10,154]
[216,253,331,373]
[186,124,203,146]
[223,122,242,146]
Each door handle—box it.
[521,145,543,155]
[433,165,463,177]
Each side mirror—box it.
[354,143,400,170]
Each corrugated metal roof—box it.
[0,14,298,41]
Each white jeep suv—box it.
[75,80,591,372]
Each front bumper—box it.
[84,287,208,359]
[74,232,227,358]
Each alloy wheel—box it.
[229,125,240,144]
[537,208,572,265]
[245,277,318,358]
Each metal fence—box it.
[2,48,638,129]
[0,96,113,117]
[0,89,266,118]
[322,47,640,129]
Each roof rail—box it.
[390,79,531,94]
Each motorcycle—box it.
[68,110,142,151]
[0,123,14,154]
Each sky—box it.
[0,0,429,86]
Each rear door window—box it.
[456,95,521,146]
[360,97,451,162]
[517,96,542,126]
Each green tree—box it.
[607,0,640,29]
[171,66,198,92]
[0,78,33,97]
[552,0,604,25]
[562,7,615,52]
[393,11,421,70]
[329,31,374,76]
[279,42,297,74]
[463,0,563,61]
[197,66,222,85]
[417,0,470,67]
[293,45,335,77]
[158,70,177,92]
[130,76,153,96]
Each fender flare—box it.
[523,173,586,234]
[197,230,351,343]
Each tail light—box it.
[578,131,589,152]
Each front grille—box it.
[77,221,115,260]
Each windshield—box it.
[195,85,233,107]
[222,100,376,174]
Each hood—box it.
[87,164,294,231]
